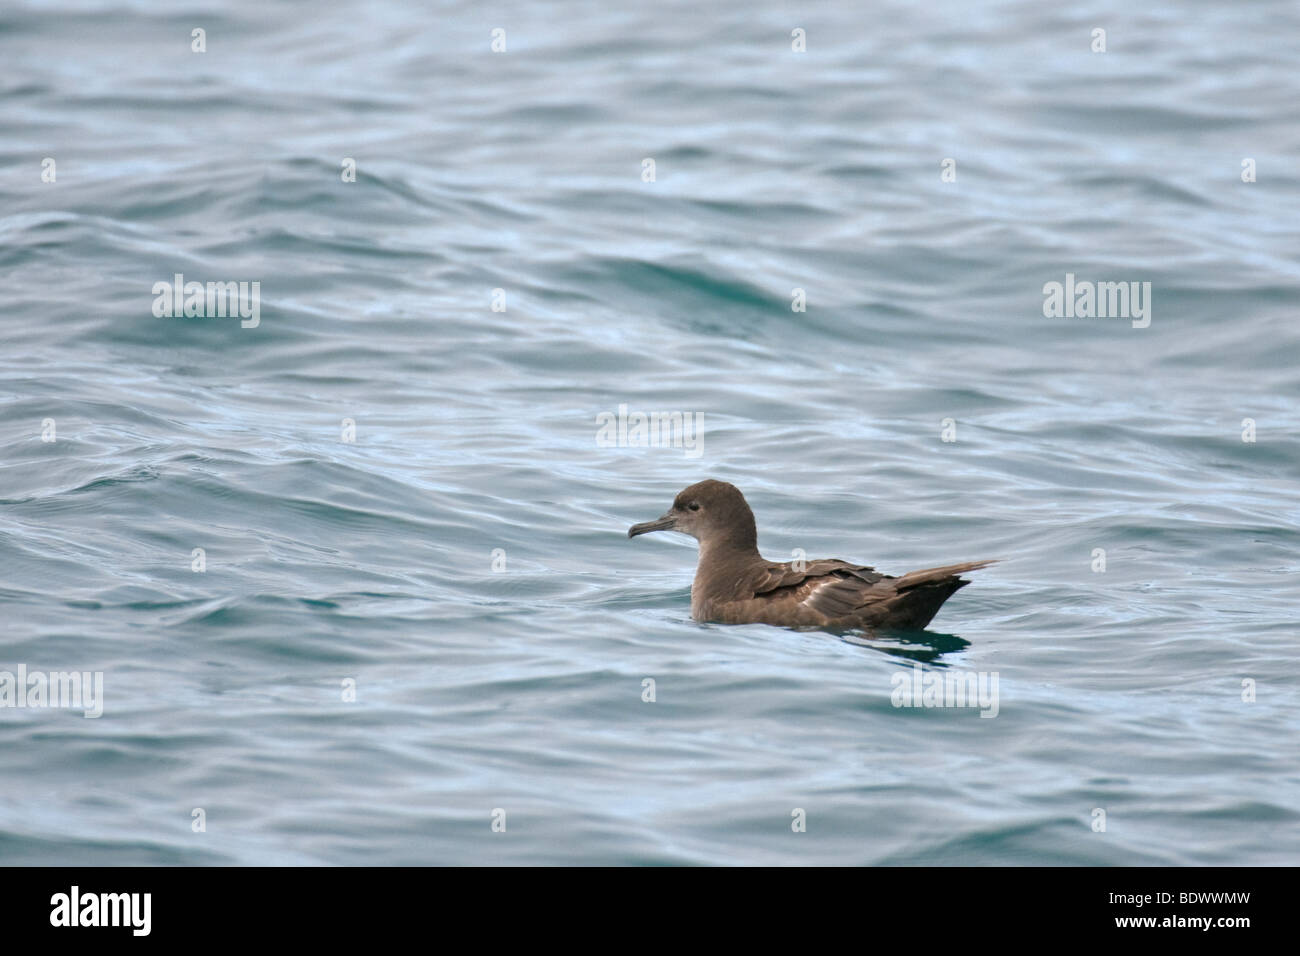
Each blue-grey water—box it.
[2,0,1298,865]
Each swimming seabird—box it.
[627,479,995,630]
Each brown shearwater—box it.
[627,479,995,630]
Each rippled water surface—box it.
[1,0,1298,865]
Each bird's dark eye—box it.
[688,502,701,511]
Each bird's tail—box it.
[892,559,998,591]
[878,559,998,630]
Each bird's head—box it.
[627,479,757,551]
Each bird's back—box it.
[694,558,995,630]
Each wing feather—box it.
[749,560,894,618]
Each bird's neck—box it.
[693,536,763,602]
[697,535,760,564]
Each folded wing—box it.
[750,558,996,627]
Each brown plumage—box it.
[627,479,995,631]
